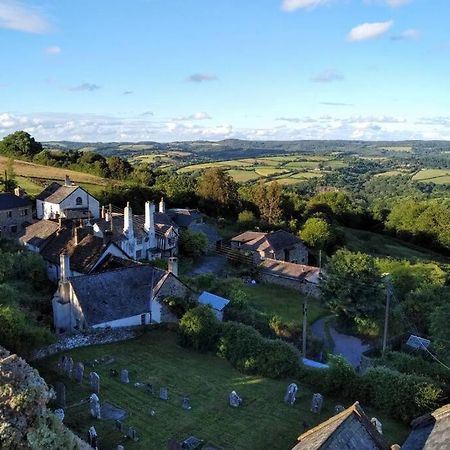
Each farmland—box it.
[35,330,408,450]
[411,168,450,185]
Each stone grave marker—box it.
[159,386,169,400]
[284,383,298,406]
[54,382,66,408]
[74,362,84,384]
[90,371,100,394]
[371,417,383,434]
[54,408,65,422]
[64,356,73,378]
[90,393,101,419]
[88,426,98,449]
[117,446,125,450]
[229,390,242,407]
[58,356,66,374]
[182,396,192,410]
[127,426,138,441]
[146,383,153,395]
[334,404,345,414]
[115,420,124,434]
[120,369,129,384]
[311,393,323,414]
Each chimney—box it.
[60,253,71,282]
[73,227,82,246]
[159,197,165,214]
[168,257,178,277]
[123,202,134,238]
[14,187,23,197]
[64,175,72,187]
[101,205,105,219]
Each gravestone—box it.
[120,369,129,384]
[90,371,100,394]
[74,362,84,384]
[134,382,144,388]
[117,446,125,450]
[54,408,65,422]
[90,393,101,419]
[88,426,98,449]
[159,387,169,400]
[284,383,298,406]
[146,383,153,395]
[371,417,383,434]
[63,356,74,378]
[334,404,345,414]
[148,409,156,416]
[54,382,66,408]
[229,390,242,407]
[115,420,124,434]
[110,368,118,378]
[127,426,138,441]
[58,356,66,374]
[311,393,323,414]
[182,396,192,410]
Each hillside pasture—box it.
[412,169,450,185]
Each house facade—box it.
[52,264,191,333]
[0,192,31,236]
[36,177,100,220]
[231,230,309,264]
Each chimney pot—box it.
[168,257,178,277]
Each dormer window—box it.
[75,196,82,206]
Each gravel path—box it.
[311,318,369,368]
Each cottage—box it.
[291,402,391,450]
[231,230,309,264]
[92,198,178,260]
[198,291,230,321]
[52,264,191,333]
[21,220,130,282]
[36,176,100,220]
[259,259,321,297]
[0,191,31,236]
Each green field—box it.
[35,330,408,450]
[412,169,450,184]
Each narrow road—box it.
[311,318,369,368]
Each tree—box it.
[255,181,283,225]
[0,131,42,158]
[197,168,238,216]
[321,250,384,326]
[179,230,208,259]
[300,217,333,250]
[237,210,256,228]
[1,158,17,192]
[106,156,133,180]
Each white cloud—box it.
[347,21,393,42]
[172,112,211,121]
[390,28,421,41]
[0,0,50,33]
[186,73,218,83]
[67,83,101,92]
[45,46,61,55]
[281,0,331,11]
[311,69,344,83]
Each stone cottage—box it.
[52,264,191,333]
[0,191,31,237]
[231,230,309,264]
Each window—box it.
[75,196,83,206]
[21,209,29,216]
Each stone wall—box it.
[0,205,31,235]
[259,271,320,297]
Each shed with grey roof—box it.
[198,291,230,321]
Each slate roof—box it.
[198,291,230,311]
[0,192,30,211]
[93,254,142,273]
[261,259,320,283]
[20,220,61,249]
[166,208,204,228]
[36,182,89,204]
[232,230,305,253]
[231,231,265,244]
[402,404,450,450]
[292,402,390,450]
[69,265,170,326]
[35,182,61,201]
[189,223,222,244]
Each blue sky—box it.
[0,0,449,141]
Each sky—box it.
[0,0,449,142]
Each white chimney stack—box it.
[159,197,165,214]
[123,202,134,238]
[60,253,71,282]
[144,201,157,250]
[168,257,178,277]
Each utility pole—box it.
[382,274,392,357]
[302,297,308,357]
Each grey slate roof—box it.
[166,208,204,228]
[69,265,170,326]
[261,259,320,283]
[198,291,230,311]
[36,182,89,204]
[0,193,30,211]
[402,404,450,450]
[232,230,306,253]
[189,223,222,244]
[20,220,61,249]
[35,182,61,201]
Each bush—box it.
[178,305,220,352]
[322,355,356,397]
[179,230,208,259]
[161,295,197,318]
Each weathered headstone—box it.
[229,390,242,407]
[74,362,84,384]
[54,408,65,422]
[88,426,98,449]
[90,393,101,419]
[63,356,74,378]
[146,383,153,395]
[54,382,66,408]
[159,386,169,400]
[127,426,138,441]
[182,396,192,410]
[371,417,383,434]
[284,383,298,406]
[90,371,100,394]
[115,420,124,434]
[117,446,125,450]
[58,356,66,374]
[120,369,129,384]
[311,393,323,414]
[334,404,345,414]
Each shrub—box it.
[162,295,197,319]
[322,355,356,398]
[179,230,208,258]
[178,305,220,352]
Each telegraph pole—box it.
[302,297,308,357]
[382,275,392,357]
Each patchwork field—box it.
[412,168,450,185]
[35,330,408,450]
[177,155,341,185]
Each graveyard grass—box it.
[36,329,409,450]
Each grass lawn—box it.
[35,330,408,450]
[242,283,327,329]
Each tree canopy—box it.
[0,131,43,158]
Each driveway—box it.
[311,318,369,368]
[187,255,226,276]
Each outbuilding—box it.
[198,291,230,321]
